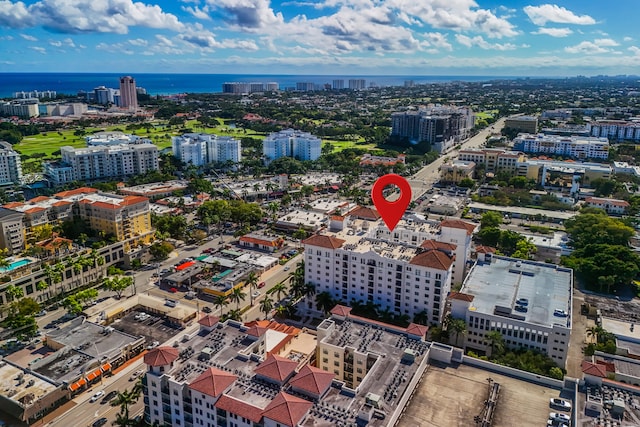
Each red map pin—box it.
[371,174,412,232]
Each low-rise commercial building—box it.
[505,115,538,133]
[458,149,524,174]
[584,197,630,215]
[450,253,573,368]
[0,100,39,118]
[516,159,612,189]
[440,160,475,184]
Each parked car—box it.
[92,418,108,427]
[202,306,212,313]
[549,412,571,423]
[516,298,529,306]
[252,291,261,298]
[258,282,266,288]
[550,398,572,410]
[90,390,105,402]
[514,305,528,313]
[553,309,568,317]
[169,287,178,293]
[36,310,47,317]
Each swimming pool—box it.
[0,258,31,273]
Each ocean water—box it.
[0,73,510,98]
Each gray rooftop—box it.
[461,256,572,328]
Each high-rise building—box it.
[348,79,366,90]
[44,144,159,185]
[296,82,315,91]
[0,207,25,255]
[332,79,345,89]
[119,76,138,110]
[262,129,321,164]
[0,141,23,186]
[93,86,111,105]
[390,106,475,153]
[172,133,241,166]
[0,100,39,118]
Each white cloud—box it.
[20,33,38,41]
[565,38,619,55]
[128,38,148,46]
[155,34,175,47]
[182,5,211,20]
[0,0,184,34]
[385,0,518,39]
[29,46,46,54]
[206,0,284,30]
[49,40,62,47]
[523,4,595,26]
[624,37,633,42]
[532,27,572,38]
[455,34,518,51]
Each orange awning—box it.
[87,368,102,381]
[102,363,112,371]
[69,377,87,391]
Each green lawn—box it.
[14,118,375,158]
[476,110,499,120]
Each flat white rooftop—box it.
[461,256,572,328]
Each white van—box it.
[165,299,178,307]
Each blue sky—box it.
[0,0,638,76]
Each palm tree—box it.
[36,280,50,302]
[110,383,142,425]
[413,310,429,326]
[245,271,259,306]
[485,330,505,357]
[225,309,242,322]
[448,318,467,347]
[229,287,246,310]
[268,282,288,301]
[213,295,229,315]
[259,296,274,319]
[88,249,105,281]
[67,257,84,290]
[315,291,335,315]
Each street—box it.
[408,117,506,200]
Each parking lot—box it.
[398,363,562,427]
[111,310,183,346]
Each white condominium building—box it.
[450,253,573,368]
[302,211,477,324]
[44,144,159,185]
[85,131,150,146]
[0,141,23,185]
[172,133,241,166]
[513,133,609,159]
[263,129,321,164]
[589,120,640,141]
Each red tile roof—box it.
[348,205,381,220]
[255,354,298,383]
[448,292,475,302]
[405,323,429,337]
[420,239,457,252]
[330,305,352,317]
[28,196,51,203]
[143,347,179,367]
[262,392,313,427]
[585,197,630,207]
[52,200,73,207]
[198,315,220,327]
[54,187,99,198]
[215,395,263,423]
[475,245,496,254]
[245,320,300,337]
[302,234,345,249]
[240,235,282,246]
[2,201,24,209]
[440,219,477,235]
[189,367,237,397]
[582,361,607,378]
[289,365,334,397]
[122,195,149,206]
[24,206,46,214]
[409,250,454,270]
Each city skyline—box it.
[0,1,638,76]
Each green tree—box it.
[480,211,503,229]
[103,276,134,299]
[564,210,634,249]
[4,284,24,302]
[110,384,142,426]
[229,287,246,310]
[315,291,335,315]
[245,271,259,306]
[224,309,242,322]
[413,310,429,326]
[485,330,505,357]
[213,295,229,315]
[259,296,274,319]
[149,241,175,260]
[267,282,288,301]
